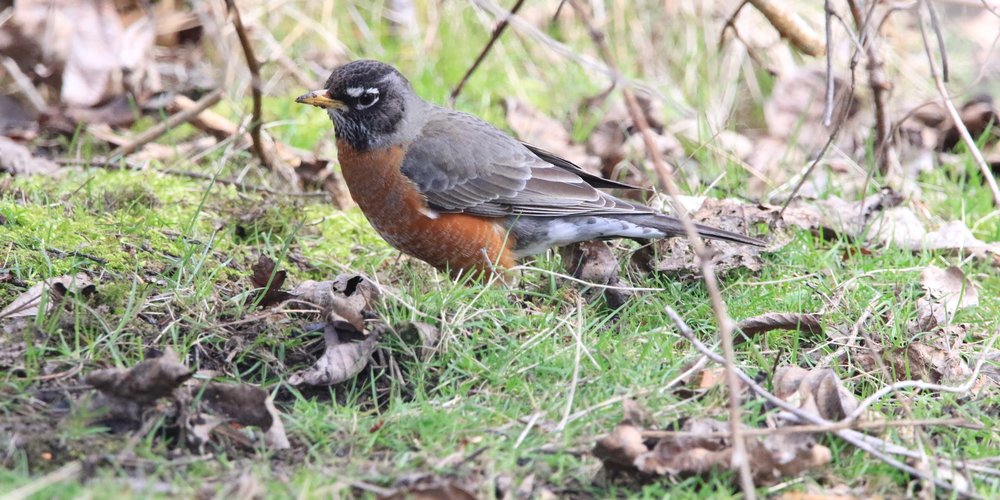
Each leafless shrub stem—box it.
[566,1,756,496]
[226,0,271,172]
[450,0,527,104]
[917,0,1000,207]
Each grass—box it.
[2,0,999,497]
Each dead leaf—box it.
[916,266,979,329]
[0,273,91,319]
[288,324,383,386]
[86,348,193,406]
[247,255,292,308]
[863,342,975,387]
[382,476,477,500]
[737,313,824,339]
[0,0,157,109]
[773,366,859,421]
[642,198,772,276]
[595,417,831,484]
[764,69,858,150]
[0,137,61,177]
[197,382,290,450]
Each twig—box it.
[450,0,527,103]
[847,0,895,176]
[918,0,1000,207]
[640,417,979,439]
[822,0,835,125]
[664,306,982,496]
[225,0,271,172]
[747,0,826,57]
[102,89,223,165]
[566,1,755,496]
[157,169,328,197]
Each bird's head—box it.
[296,60,421,151]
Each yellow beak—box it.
[295,89,347,111]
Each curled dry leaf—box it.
[247,255,292,308]
[382,476,477,500]
[559,240,634,307]
[737,312,824,340]
[288,325,383,386]
[503,98,595,170]
[86,348,194,404]
[0,0,156,109]
[197,382,290,450]
[288,273,384,385]
[772,366,859,421]
[858,341,975,387]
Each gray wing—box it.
[401,108,651,218]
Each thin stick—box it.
[1,56,46,113]
[103,89,223,165]
[450,0,527,104]
[918,0,1000,207]
[847,0,894,176]
[226,0,271,172]
[640,417,979,439]
[556,296,585,432]
[566,1,755,496]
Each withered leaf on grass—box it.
[396,321,441,362]
[288,274,384,385]
[193,382,290,450]
[381,476,477,500]
[0,137,61,177]
[86,348,194,404]
[0,273,92,320]
[772,366,859,421]
[594,418,831,484]
[247,255,292,307]
[642,198,772,276]
[916,265,979,329]
[858,340,975,387]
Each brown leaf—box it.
[197,382,290,450]
[288,324,382,386]
[596,417,831,484]
[247,255,292,307]
[773,366,859,421]
[764,69,857,150]
[737,313,824,339]
[0,273,92,319]
[85,348,193,404]
[643,198,773,276]
[592,423,647,468]
[0,0,156,109]
[381,477,477,500]
[0,137,61,177]
[916,265,979,329]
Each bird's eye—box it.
[357,90,379,109]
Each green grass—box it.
[2,0,999,498]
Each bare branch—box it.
[451,0,527,104]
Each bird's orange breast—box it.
[335,139,515,277]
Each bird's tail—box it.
[641,215,766,247]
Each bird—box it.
[296,60,763,278]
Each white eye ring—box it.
[356,88,380,109]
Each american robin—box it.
[296,60,763,278]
